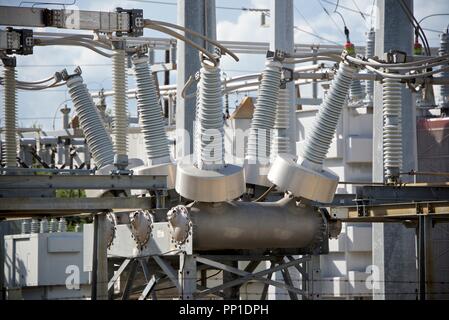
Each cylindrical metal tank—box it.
[186,197,325,251]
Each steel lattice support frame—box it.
[106,253,319,300]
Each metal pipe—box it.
[187,197,325,251]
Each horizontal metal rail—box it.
[333,201,449,222]
[0,197,152,218]
[0,174,167,190]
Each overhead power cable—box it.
[350,0,366,21]
[294,4,319,36]
[315,0,345,37]
[294,26,341,46]
[322,0,372,17]
[127,0,269,13]
[398,0,431,56]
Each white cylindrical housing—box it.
[66,75,115,168]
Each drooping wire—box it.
[294,3,320,37]
[322,0,371,17]
[398,0,431,56]
[294,26,341,46]
[418,13,449,26]
[332,0,348,36]
[350,0,366,21]
[19,0,76,11]
[315,0,346,38]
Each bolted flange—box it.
[167,205,192,245]
[105,212,117,249]
[129,210,153,249]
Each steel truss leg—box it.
[307,255,321,300]
[417,215,432,300]
[108,258,131,295]
[195,256,307,298]
[179,254,196,300]
[153,256,180,291]
[223,261,240,300]
[261,261,275,300]
[139,275,159,300]
[139,258,152,282]
[286,255,309,299]
[121,259,138,300]
[281,267,298,300]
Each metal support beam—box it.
[121,260,138,300]
[153,256,180,291]
[91,214,99,300]
[0,174,166,190]
[195,256,307,297]
[0,197,154,217]
[108,258,131,293]
[260,261,275,300]
[0,6,143,36]
[223,261,240,300]
[281,267,298,300]
[139,275,159,300]
[307,255,321,300]
[139,258,152,282]
[179,254,197,300]
[333,201,449,222]
[356,186,449,204]
[417,215,432,300]
[372,0,418,300]
[91,214,107,299]
[95,213,109,300]
[270,0,297,155]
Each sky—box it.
[0,0,449,130]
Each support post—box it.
[223,260,240,300]
[372,0,418,300]
[269,0,297,155]
[307,255,321,300]
[417,215,432,300]
[417,215,426,300]
[179,254,197,300]
[91,213,108,300]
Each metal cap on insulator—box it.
[111,39,126,50]
[1,56,16,67]
[131,53,148,65]
[344,41,356,56]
